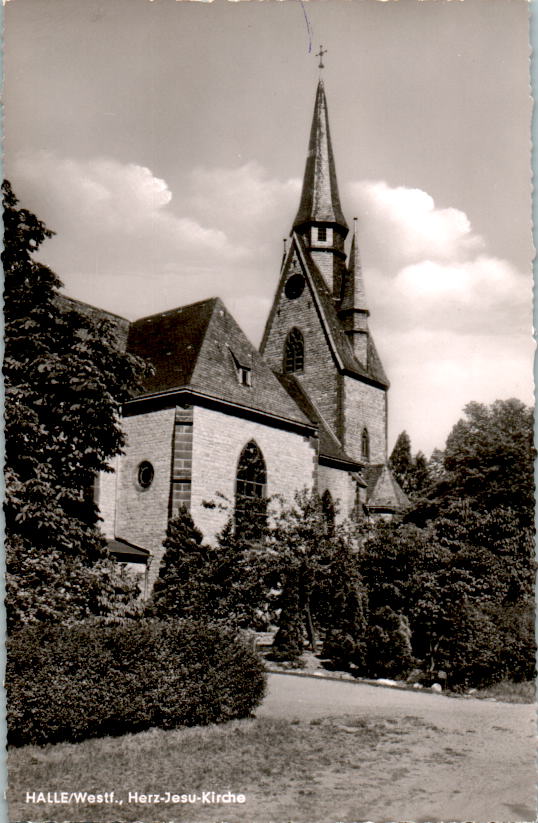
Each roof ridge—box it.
[58,293,130,324]
[132,296,220,326]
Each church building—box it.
[96,77,407,593]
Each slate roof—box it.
[292,234,389,388]
[127,297,313,427]
[128,298,214,392]
[340,229,368,314]
[276,373,360,468]
[107,538,150,564]
[364,464,409,512]
[293,80,348,232]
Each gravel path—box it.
[257,673,536,823]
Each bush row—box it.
[7,619,266,747]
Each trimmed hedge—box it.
[7,619,266,747]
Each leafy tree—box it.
[268,491,368,666]
[428,448,447,483]
[389,431,412,488]
[320,538,368,672]
[444,399,534,524]
[150,508,208,619]
[3,180,146,629]
[267,492,335,654]
[361,506,535,687]
[270,567,305,664]
[366,607,415,679]
[408,451,430,496]
[150,508,269,627]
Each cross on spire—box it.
[316,45,327,70]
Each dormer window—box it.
[229,348,252,387]
[317,226,327,241]
[238,366,252,387]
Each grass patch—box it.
[8,714,435,822]
[470,679,535,704]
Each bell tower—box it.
[261,54,407,516]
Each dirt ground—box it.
[256,673,536,823]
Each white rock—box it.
[431,682,442,693]
[413,683,423,689]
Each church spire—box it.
[293,79,348,233]
[340,218,368,313]
[339,218,370,364]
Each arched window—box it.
[235,440,267,538]
[284,328,304,373]
[321,488,335,535]
[361,428,370,462]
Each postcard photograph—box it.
[3,0,536,822]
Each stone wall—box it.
[114,407,176,588]
[97,455,119,539]
[262,260,340,434]
[342,376,387,464]
[317,463,357,522]
[190,405,317,543]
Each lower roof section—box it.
[107,538,150,565]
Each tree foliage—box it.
[390,431,431,498]
[3,180,147,628]
[389,431,412,486]
[267,492,368,668]
[360,491,535,688]
[443,399,534,523]
[150,507,268,627]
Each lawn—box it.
[8,713,438,823]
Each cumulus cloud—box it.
[10,151,296,321]
[14,152,244,262]
[347,179,531,334]
[349,180,484,268]
[347,179,533,452]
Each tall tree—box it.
[150,508,269,627]
[444,399,534,524]
[389,431,412,488]
[3,181,147,628]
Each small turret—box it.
[339,218,370,364]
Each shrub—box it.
[366,607,415,679]
[7,619,266,747]
[269,565,306,665]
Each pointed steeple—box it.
[293,80,348,232]
[339,218,371,365]
[340,218,368,313]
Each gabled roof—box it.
[128,298,214,392]
[127,297,313,427]
[292,234,389,388]
[276,373,361,469]
[365,464,409,512]
[293,80,348,232]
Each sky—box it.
[4,0,534,456]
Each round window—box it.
[137,461,154,489]
[284,273,305,300]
